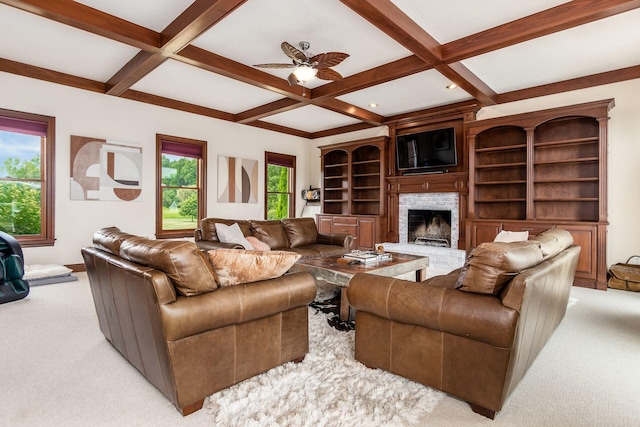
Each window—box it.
[156,135,206,239]
[0,109,55,247]
[265,152,296,220]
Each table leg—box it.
[340,287,350,321]
[416,267,427,282]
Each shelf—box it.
[475,143,526,153]
[353,186,380,190]
[534,157,598,165]
[353,199,379,202]
[352,173,380,178]
[476,198,526,203]
[353,159,380,165]
[535,198,599,202]
[325,175,348,179]
[475,162,527,169]
[476,180,526,185]
[325,163,348,168]
[534,136,598,148]
[324,199,347,203]
[535,177,598,183]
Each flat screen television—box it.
[396,127,457,172]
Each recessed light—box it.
[369,103,379,108]
[446,83,458,89]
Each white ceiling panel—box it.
[74,0,193,32]
[261,105,360,133]
[462,9,640,93]
[131,59,284,113]
[0,4,138,82]
[337,70,473,117]
[192,0,411,81]
[390,0,569,44]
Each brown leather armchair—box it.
[347,228,580,419]
[82,227,316,415]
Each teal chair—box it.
[0,231,30,304]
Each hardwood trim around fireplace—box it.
[385,172,468,249]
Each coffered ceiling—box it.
[1,0,639,138]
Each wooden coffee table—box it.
[290,252,429,321]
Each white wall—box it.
[312,78,640,268]
[0,73,311,265]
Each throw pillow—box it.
[246,236,271,251]
[457,241,543,294]
[494,230,529,243]
[207,249,300,287]
[119,237,218,296]
[215,222,254,250]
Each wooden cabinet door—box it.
[469,221,501,247]
[358,217,377,251]
[317,215,333,234]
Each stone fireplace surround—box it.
[384,192,466,277]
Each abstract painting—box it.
[217,155,258,203]
[70,135,142,201]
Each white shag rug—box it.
[206,308,444,427]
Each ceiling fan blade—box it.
[281,42,308,63]
[253,63,296,69]
[309,52,349,68]
[286,73,299,86]
[316,68,343,81]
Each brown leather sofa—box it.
[194,217,353,258]
[82,227,316,416]
[347,228,580,419]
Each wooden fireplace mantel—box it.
[384,172,469,249]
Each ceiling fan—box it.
[254,41,349,86]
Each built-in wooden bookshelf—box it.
[319,137,387,250]
[466,99,614,289]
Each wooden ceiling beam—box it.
[310,123,378,139]
[0,57,106,93]
[246,121,312,139]
[315,98,385,126]
[339,0,441,64]
[120,89,235,122]
[442,0,640,63]
[0,0,161,51]
[436,62,497,106]
[312,55,431,99]
[497,65,640,104]
[176,46,308,100]
[338,0,497,107]
[235,98,307,124]
[106,0,248,96]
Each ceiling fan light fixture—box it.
[292,65,318,83]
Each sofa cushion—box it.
[207,249,300,287]
[250,220,289,249]
[531,228,573,258]
[200,218,251,241]
[457,241,543,295]
[246,236,270,251]
[494,230,529,242]
[92,226,137,255]
[215,222,254,250]
[120,237,218,296]
[281,217,318,248]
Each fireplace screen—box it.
[407,209,452,247]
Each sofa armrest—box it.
[347,273,518,348]
[317,233,353,250]
[195,240,244,252]
[160,271,316,341]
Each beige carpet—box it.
[2,273,640,426]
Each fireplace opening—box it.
[408,209,452,247]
